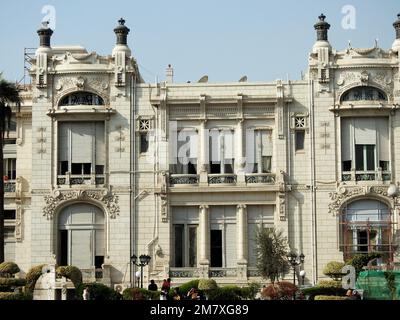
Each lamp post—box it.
[287,253,305,300]
[131,254,151,288]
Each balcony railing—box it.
[342,170,391,182]
[245,173,275,184]
[57,174,105,186]
[4,180,16,193]
[209,268,237,277]
[169,268,200,278]
[169,174,199,186]
[208,174,237,184]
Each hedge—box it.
[0,292,33,300]
[207,287,241,300]
[25,264,46,293]
[198,279,218,291]
[301,286,347,300]
[123,288,160,300]
[56,266,82,289]
[317,280,342,288]
[76,283,119,300]
[314,295,348,300]
[0,278,27,287]
[177,279,200,295]
[0,262,20,277]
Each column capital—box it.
[199,204,209,210]
[237,204,247,210]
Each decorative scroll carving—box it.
[15,203,22,241]
[328,186,391,216]
[43,189,119,220]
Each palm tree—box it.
[0,78,21,262]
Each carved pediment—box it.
[43,189,119,220]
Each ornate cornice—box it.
[328,185,391,216]
[43,189,119,220]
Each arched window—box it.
[340,199,393,262]
[59,91,104,106]
[58,204,105,269]
[341,86,387,102]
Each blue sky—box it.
[0,0,398,83]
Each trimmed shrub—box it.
[207,287,241,300]
[123,287,160,300]
[317,280,342,288]
[314,295,348,300]
[261,281,298,300]
[178,279,200,296]
[56,266,82,289]
[25,264,46,293]
[0,278,26,286]
[0,262,20,277]
[198,279,218,291]
[0,292,33,300]
[323,261,345,280]
[301,286,347,300]
[346,253,381,275]
[240,282,261,300]
[76,283,118,300]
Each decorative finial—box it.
[319,14,326,22]
[118,18,125,26]
[168,64,171,68]
[314,13,330,41]
[41,20,50,28]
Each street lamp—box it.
[287,252,305,300]
[131,254,151,288]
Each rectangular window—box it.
[250,130,272,173]
[140,132,149,153]
[355,145,375,171]
[4,210,16,220]
[210,230,223,267]
[174,225,184,267]
[295,131,305,151]
[58,122,105,177]
[379,161,389,171]
[171,129,198,174]
[209,130,235,174]
[342,160,352,171]
[188,226,197,267]
[3,159,16,180]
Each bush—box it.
[56,266,82,289]
[0,262,20,277]
[346,253,381,275]
[301,286,347,300]
[207,287,241,301]
[261,281,298,300]
[0,278,26,287]
[323,261,345,279]
[0,292,33,300]
[76,283,118,300]
[122,287,160,300]
[314,295,348,300]
[178,279,200,296]
[25,264,46,293]
[317,280,342,288]
[198,279,218,291]
[241,282,261,300]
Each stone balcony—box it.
[342,169,391,182]
[4,180,16,193]
[57,173,105,187]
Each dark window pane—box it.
[71,163,82,174]
[140,133,149,153]
[83,163,91,174]
[188,162,197,174]
[4,210,16,220]
[343,160,352,171]
[355,145,364,170]
[95,256,104,269]
[174,225,184,267]
[210,163,221,174]
[210,230,222,267]
[188,226,197,267]
[95,165,104,174]
[366,145,375,170]
[295,131,305,151]
[59,230,68,266]
[224,162,234,174]
[379,161,389,171]
[60,161,69,175]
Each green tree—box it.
[256,228,289,284]
[0,77,21,262]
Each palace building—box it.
[3,14,400,298]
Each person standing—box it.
[148,279,158,291]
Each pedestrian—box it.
[187,287,199,300]
[172,287,182,301]
[161,278,171,291]
[83,286,90,300]
[148,279,158,291]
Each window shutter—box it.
[95,230,105,256]
[58,123,70,162]
[95,122,105,166]
[209,130,221,162]
[376,118,389,162]
[341,118,352,161]
[354,118,376,145]
[261,130,273,156]
[225,223,236,267]
[71,123,94,163]
[223,130,235,159]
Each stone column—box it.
[236,204,248,282]
[199,205,210,278]
[199,121,208,185]
[236,120,246,185]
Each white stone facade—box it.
[3,15,400,291]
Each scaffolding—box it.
[340,206,397,264]
[17,47,36,86]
